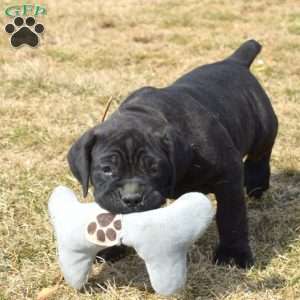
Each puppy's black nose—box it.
[121,193,142,207]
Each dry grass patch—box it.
[1,0,300,299]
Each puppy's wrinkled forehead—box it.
[116,132,142,152]
[92,129,155,164]
[124,136,134,151]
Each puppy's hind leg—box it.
[244,151,272,199]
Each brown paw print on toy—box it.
[85,212,122,247]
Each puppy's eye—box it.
[149,164,158,175]
[102,166,113,175]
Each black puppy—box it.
[68,40,278,268]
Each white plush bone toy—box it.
[48,186,214,296]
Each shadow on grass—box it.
[85,253,154,297]
[85,169,300,299]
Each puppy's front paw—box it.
[213,243,254,269]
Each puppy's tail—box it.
[227,39,262,68]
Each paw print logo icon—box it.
[5,16,44,48]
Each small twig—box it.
[101,97,114,123]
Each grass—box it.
[0,0,300,299]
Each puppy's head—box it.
[67,122,192,214]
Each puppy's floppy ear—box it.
[159,126,193,197]
[67,129,96,197]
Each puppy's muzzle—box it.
[121,193,143,208]
[118,178,145,209]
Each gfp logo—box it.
[4,4,46,48]
[5,5,46,17]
